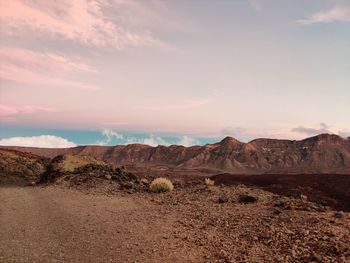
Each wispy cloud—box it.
[125,134,200,147]
[97,128,123,145]
[298,5,350,24]
[100,121,129,126]
[125,134,168,146]
[291,123,331,135]
[0,135,77,148]
[0,0,169,50]
[143,99,209,110]
[247,0,263,13]
[338,130,350,138]
[0,104,54,117]
[178,136,199,147]
[0,47,98,90]
[221,126,246,137]
[0,104,54,123]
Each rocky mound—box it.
[0,149,49,185]
[40,154,146,192]
[3,133,350,174]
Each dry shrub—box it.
[205,178,215,186]
[150,177,174,193]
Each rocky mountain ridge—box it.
[1,134,350,174]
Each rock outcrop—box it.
[0,149,49,184]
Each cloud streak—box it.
[0,47,98,90]
[0,104,54,122]
[0,0,168,50]
[97,129,123,145]
[143,99,209,110]
[291,123,331,136]
[298,5,350,24]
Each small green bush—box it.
[149,177,174,193]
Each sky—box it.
[0,0,349,147]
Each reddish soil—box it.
[1,183,349,263]
[211,173,350,212]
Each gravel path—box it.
[1,185,349,263]
[0,186,198,263]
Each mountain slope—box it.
[1,134,350,174]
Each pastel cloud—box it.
[97,128,123,145]
[0,47,98,90]
[144,99,209,110]
[339,131,350,138]
[125,134,168,146]
[292,123,330,136]
[178,135,199,147]
[0,135,77,148]
[94,128,201,147]
[299,5,350,24]
[0,0,167,49]
[292,123,350,138]
[0,104,54,119]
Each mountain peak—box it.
[219,136,242,145]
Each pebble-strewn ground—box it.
[0,182,349,263]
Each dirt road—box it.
[0,186,198,263]
[1,184,349,263]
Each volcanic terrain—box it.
[3,134,349,175]
[0,134,349,262]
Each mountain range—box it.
[1,134,350,174]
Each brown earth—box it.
[0,183,349,263]
[2,133,350,174]
[211,173,350,212]
[1,145,350,262]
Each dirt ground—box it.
[0,183,349,263]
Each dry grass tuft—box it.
[205,178,215,186]
[150,177,174,193]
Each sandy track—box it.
[1,184,349,263]
[0,186,197,263]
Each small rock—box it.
[30,181,36,186]
[122,181,134,189]
[104,174,112,180]
[140,178,149,185]
[334,211,345,219]
[218,195,229,203]
[238,194,258,204]
[273,208,282,215]
[310,252,322,262]
[300,194,308,202]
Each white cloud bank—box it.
[0,135,77,148]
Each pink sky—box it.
[0,0,349,141]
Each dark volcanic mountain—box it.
[1,134,350,174]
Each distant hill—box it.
[2,134,350,174]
